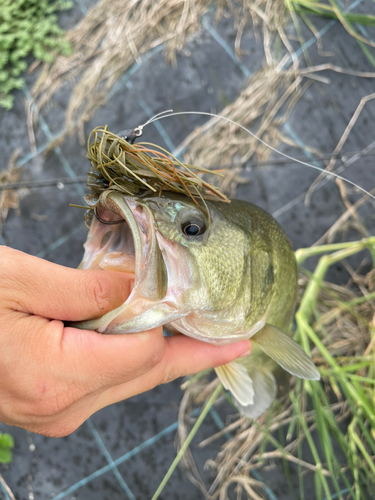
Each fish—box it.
[74,189,320,418]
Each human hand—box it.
[0,246,251,437]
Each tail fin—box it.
[215,361,276,419]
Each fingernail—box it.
[236,340,252,358]
[136,331,151,343]
[238,349,251,358]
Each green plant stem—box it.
[290,392,332,500]
[180,369,211,390]
[328,0,375,47]
[151,383,222,500]
[349,427,375,476]
[295,237,375,266]
[340,291,375,308]
[356,40,375,68]
[289,1,375,25]
[297,238,375,323]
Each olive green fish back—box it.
[217,199,297,332]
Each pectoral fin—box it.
[215,361,254,406]
[252,324,320,381]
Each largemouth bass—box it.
[75,190,319,418]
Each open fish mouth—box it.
[79,191,167,298]
[75,191,175,334]
[78,192,139,276]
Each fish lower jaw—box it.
[97,295,187,334]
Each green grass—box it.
[0,432,14,464]
[294,238,375,499]
[0,0,72,109]
[285,0,375,67]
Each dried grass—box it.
[0,474,16,500]
[306,92,375,204]
[182,65,375,177]
[30,0,294,150]
[181,66,310,171]
[178,0,303,175]
[31,0,218,142]
[29,0,375,206]
[0,150,21,235]
[27,0,375,206]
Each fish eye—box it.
[95,205,125,225]
[181,218,206,237]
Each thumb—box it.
[0,246,132,321]
[60,325,165,391]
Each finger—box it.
[60,326,165,391]
[1,323,165,429]
[157,336,252,383]
[0,246,133,321]
[95,337,252,408]
[0,315,165,435]
[25,336,251,437]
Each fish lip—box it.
[100,190,144,282]
[101,191,167,301]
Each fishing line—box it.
[2,152,374,191]
[0,176,88,191]
[2,119,374,197]
[139,109,173,130]
[141,111,375,202]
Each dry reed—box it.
[32,0,217,142]
[0,150,21,235]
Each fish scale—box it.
[188,221,245,309]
